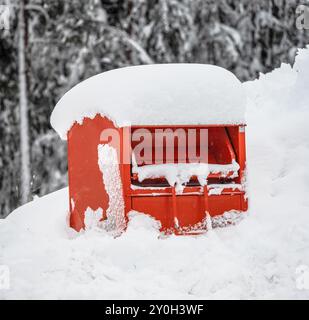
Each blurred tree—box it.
[18,0,30,204]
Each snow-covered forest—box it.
[1,0,309,217]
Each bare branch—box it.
[25,4,50,24]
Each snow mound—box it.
[125,211,161,236]
[50,64,246,139]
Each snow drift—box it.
[1,46,309,299]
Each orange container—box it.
[67,114,247,234]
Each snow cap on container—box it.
[51,64,246,139]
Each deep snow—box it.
[1,47,309,299]
[51,64,246,139]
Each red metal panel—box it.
[131,193,244,231]
[68,115,121,231]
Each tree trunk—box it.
[18,0,31,204]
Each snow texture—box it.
[84,207,103,231]
[1,46,309,299]
[50,64,246,139]
[97,144,126,234]
[208,183,242,195]
[133,161,239,193]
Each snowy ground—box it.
[1,47,309,299]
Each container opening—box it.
[130,126,238,188]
